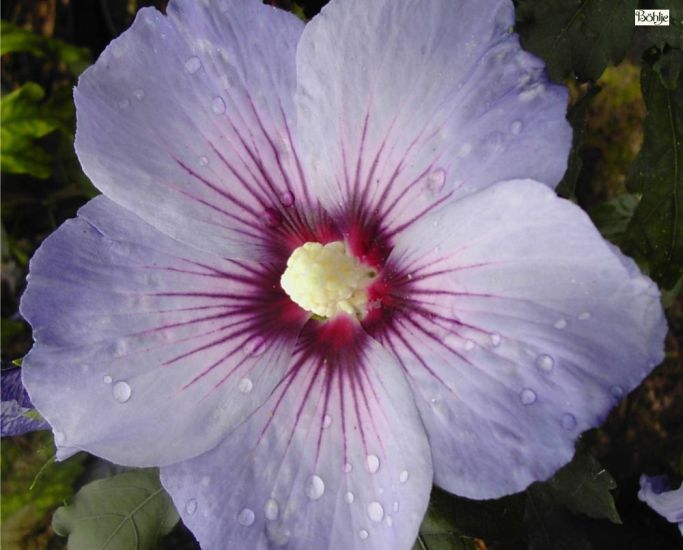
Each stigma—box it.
[280,241,376,319]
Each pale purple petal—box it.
[295,0,570,236]
[161,322,432,550]
[371,179,666,499]
[21,196,307,466]
[1,368,49,436]
[639,475,683,535]
[75,0,309,261]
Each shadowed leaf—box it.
[52,469,179,550]
[516,0,637,82]
[625,49,683,290]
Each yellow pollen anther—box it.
[280,241,375,318]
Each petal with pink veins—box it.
[161,319,432,550]
[370,179,666,498]
[21,196,307,466]
[75,0,313,261]
[294,0,571,237]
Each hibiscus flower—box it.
[20,0,666,548]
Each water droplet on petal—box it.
[185,56,201,74]
[554,319,567,330]
[345,491,355,504]
[511,120,523,135]
[399,470,409,484]
[246,337,266,356]
[267,528,291,547]
[562,413,577,430]
[519,388,537,405]
[385,515,393,527]
[610,385,624,398]
[118,98,130,109]
[343,462,353,473]
[463,340,476,351]
[264,207,282,227]
[133,88,145,101]
[185,499,198,516]
[103,375,112,384]
[113,339,128,356]
[393,501,400,513]
[578,311,591,320]
[198,156,209,167]
[322,415,332,429]
[490,333,501,347]
[264,498,279,520]
[359,529,369,540]
[425,168,446,194]
[367,501,384,522]
[112,381,132,403]
[366,454,380,474]
[238,378,253,394]
[54,431,66,445]
[238,507,255,526]
[536,354,555,373]
[279,191,295,207]
[306,475,325,500]
[211,96,226,114]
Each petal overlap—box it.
[75,0,309,260]
[161,321,432,550]
[21,197,307,466]
[372,179,666,498]
[294,0,571,235]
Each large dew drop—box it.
[247,337,267,357]
[306,475,325,500]
[367,501,384,523]
[561,413,577,430]
[366,454,380,474]
[211,96,226,114]
[185,56,201,74]
[519,388,537,406]
[535,354,554,373]
[185,499,198,516]
[238,507,255,526]
[238,378,253,394]
[264,499,279,521]
[112,381,132,403]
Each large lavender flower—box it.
[20,0,666,548]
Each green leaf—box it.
[516,0,637,82]
[557,86,601,198]
[646,0,683,50]
[588,193,639,245]
[524,485,596,550]
[0,82,75,179]
[544,449,621,523]
[52,468,179,550]
[0,20,90,75]
[624,49,683,289]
